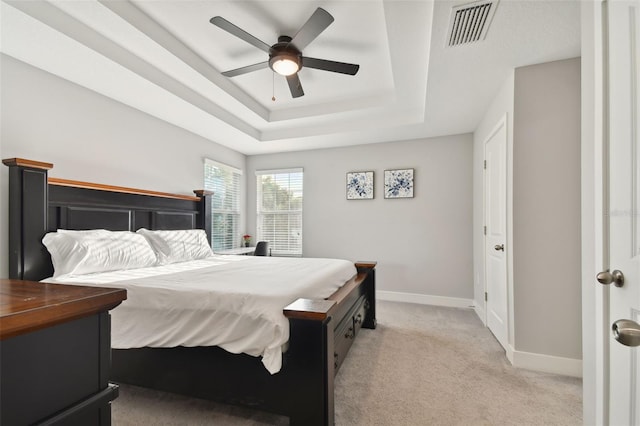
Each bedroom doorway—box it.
[483,115,509,351]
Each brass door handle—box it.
[494,244,504,251]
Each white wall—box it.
[0,55,246,278]
[247,135,474,303]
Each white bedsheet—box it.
[44,255,356,374]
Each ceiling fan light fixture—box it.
[212,10,359,98]
[270,54,300,76]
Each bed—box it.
[3,158,377,426]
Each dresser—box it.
[0,279,126,425]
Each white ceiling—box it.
[0,0,580,155]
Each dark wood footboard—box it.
[4,158,377,426]
[111,264,376,425]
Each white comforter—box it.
[45,255,356,374]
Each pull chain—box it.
[272,72,276,102]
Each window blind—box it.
[204,159,242,251]
[256,168,303,257]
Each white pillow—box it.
[136,228,213,264]
[42,230,159,277]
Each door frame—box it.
[483,114,510,351]
[581,1,609,424]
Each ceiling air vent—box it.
[446,0,499,47]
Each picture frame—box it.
[346,171,374,200]
[384,168,414,199]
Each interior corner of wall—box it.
[474,303,487,325]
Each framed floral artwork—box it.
[384,168,414,199]
[346,171,374,200]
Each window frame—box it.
[204,158,242,251]
[255,168,304,257]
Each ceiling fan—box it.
[210,7,360,98]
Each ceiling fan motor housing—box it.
[269,36,302,74]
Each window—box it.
[204,159,242,251]
[256,168,303,257]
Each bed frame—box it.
[4,158,377,426]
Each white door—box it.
[484,116,508,350]
[606,1,640,424]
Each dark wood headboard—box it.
[3,158,212,281]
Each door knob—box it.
[612,319,640,347]
[596,269,624,287]
[494,244,504,251]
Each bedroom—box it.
[0,0,636,425]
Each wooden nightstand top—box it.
[0,279,126,340]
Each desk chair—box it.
[254,241,269,256]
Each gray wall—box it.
[473,58,582,363]
[0,56,246,279]
[247,135,474,299]
[1,55,474,303]
[512,58,582,359]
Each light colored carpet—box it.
[112,301,582,425]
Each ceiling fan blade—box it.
[302,57,360,75]
[221,61,269,77]
[286,73,305,98]
[210,16,271,53]
[290,8,334,50]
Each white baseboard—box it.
[508,346,582,378]
[376,290,474,309]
